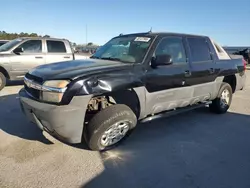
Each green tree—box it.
[0,31,48,40]
[30,33,38,37]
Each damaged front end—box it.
[81,78,113,95]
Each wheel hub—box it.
[101,120,130,147]
[220,88,230,107]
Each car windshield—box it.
[91,35,153,63]
[0,38,24,52]
[0,41,7,46]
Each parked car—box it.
[19,32,246,151]
[0,37,89,90]
[223,46,250,64]
[0,40,9,46]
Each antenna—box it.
[149,27,152,33]
[86,24,88,45]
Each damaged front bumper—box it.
[19,88,92,144]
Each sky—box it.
[1,0,249,46]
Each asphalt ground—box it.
[1,72,250,188]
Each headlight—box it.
[43,80,70,88]
[41,80,70,103]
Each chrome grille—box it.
[24,75,42,100]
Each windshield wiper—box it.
[90,56,100,59]
[100,57,121,61]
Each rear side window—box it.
[46,40,66,53]
[187,37,212,62]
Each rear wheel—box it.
[209,82,233,114]
[85,104,137,151]
[0,72,6,91]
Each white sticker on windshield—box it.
[134,37,151,42]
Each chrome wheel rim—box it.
[100,120,130,147]
[0,77,2,86]
[220,88,230,108]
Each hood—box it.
[28,59,133,80]
[0,51,11,55]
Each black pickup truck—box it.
[19,32,246,151]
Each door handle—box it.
[63,56,70,59]
[35,56,43,59]
[184,70,191,77]
[209,68,215,74]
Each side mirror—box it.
[13,47,24,54]
[152,54,173,67]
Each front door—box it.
[9,39,45,78]
[144,36,191,115]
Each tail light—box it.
[243,58,247,71]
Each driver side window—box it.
[17,40,42,53]
[155,37,187,64]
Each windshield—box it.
[0,38,24,52]
[0,41,7,46]
[91,36,153,63]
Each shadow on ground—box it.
[2,92,250,188]
[0,94,52,144]
[82,109,250,188]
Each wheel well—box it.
[107,89,141,118]
[0,66,10,79]
[223,75,236,93]
[85,89,141,123]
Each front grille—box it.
[24,85,40,99]
[25,73,43,84]
[24,73,43,100]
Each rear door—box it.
[45,40,73,64]
[185,36,217,100]
[9,39,45,77]
[185,36,217,85]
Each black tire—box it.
[85,104,137,151]
[0,72,6,91]
[209,82,233,114]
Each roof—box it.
[116,31,208,38]
[17,37,69,41]
[223,46,250,50]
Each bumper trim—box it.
[31,111,71,143]
[19,88,93,144]
[31,112,44,130]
